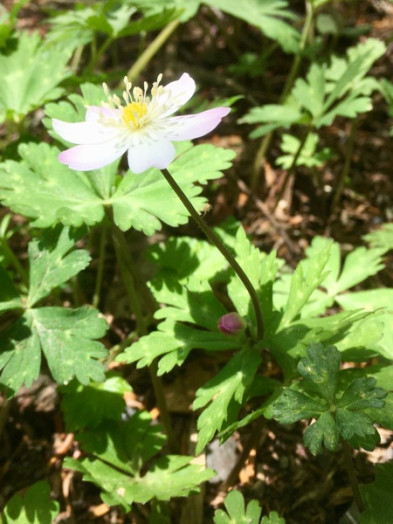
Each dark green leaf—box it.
[304,411,339,455]
[297,343,341,403]
[271,388,325,424]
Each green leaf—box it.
[292,63,326,120]
[331,247,385,294]
[363,223,393,252]
[304,411,339,455]
[335,409,377,441]
[110,142,235,234]
[336,291,393,360]
[193,346,261,453]
[271,388,326,424]
[60,374,132,431]
[77,413,167,476]
[64,411,215,508]
[271,343,387,455]
[148,235,227,286]
[0,31,71,123]
[276,132,334,169]
[279,240,331,328]
[213,490,263,524]
[204,0,299,53]
[0,141,234,234]
[360,461,393,524]
[261,512,286,524]
[239,104,302,138]
[0,306,107,392]
[27,226,91,307]
[31,306,107,385]
[0,143,111,228]
[297,343,341,402]
[46,2,179,50]
[0,314,41,394]
[338,377,386,411]
[2,480,59,524]
[227,227,279,335]
[116,254,242,374]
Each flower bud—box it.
[218,313,246,335]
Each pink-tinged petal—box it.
[159,73,196,118]
[126,134,175,174]
[58,139,128,171]
[52,117,116,145]
[159,107,230,141]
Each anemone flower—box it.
[52,73,230,174]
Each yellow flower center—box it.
[122,101,148,128]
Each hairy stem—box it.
[161,168,264,341]
[92,224,108,309]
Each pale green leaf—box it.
[65,411,215,507]
[110,142,235,234]
[279,240,331,327]
[204,0,299,53]
[0,313,41,394]
[31,306,107,385]
[213,490,263,524]
[0,141,233,234]
[0,31,71,122]
[0,143,108,228]
[292,63,325,119]
[2,481,59,524]
[363,223,393,252]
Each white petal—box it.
[158,107,231,141]
[58,138,128,171]
[159,73,196,118]
[52,107,121,145]
[126,133,175,174]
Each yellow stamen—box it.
[122,101,148,128]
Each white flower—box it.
[52,73,230,174]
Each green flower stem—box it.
[124,19,180,83]
[111,225,146,332]
[92,224,108,309]
[111,223,178,453]
[250,0,315,192]
[342,441,365,512]
[161,168,264,341]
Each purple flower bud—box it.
[218,313,246,335]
